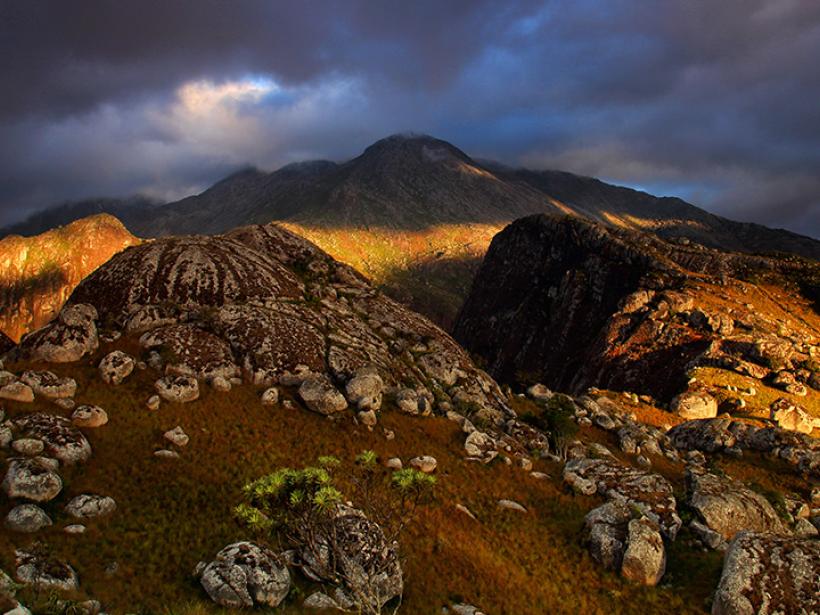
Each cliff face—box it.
[0,214,139,341]
[453,214,819,401]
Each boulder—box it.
[15,548,79,591]
[4,504,52,533]
[395,388,432,416]
[261,387,279,406]
[583,501,631,570]
[197,542,291,608]
[1,457,62,502]
[18,303,98,363]
[98,350,136,385]
[620,518,666,586]
[65,494,117,519]
[19,371,77,399]
[345,368,384,411]
[155,375,199,403]
[564,457,681,539]
[687,472,785,541]
[10,439,44,456]
[497,499,527,513]
[299,375,348,415]
[769,398,814,434]
[712,532,820,615]
[139,324,240,381]
[0,382,34,403]
[14,413,92,464]
[71,405,109,428]
[409,456,437,473]
[464,430,497,462]
[164,426,189,447]
[526,383,553,402]
[670,391,718,420]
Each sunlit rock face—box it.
[0,214,139,342]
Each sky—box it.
[1,0,819,237]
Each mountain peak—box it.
[359,133,473,165]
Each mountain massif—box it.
[6,134,818,330]
[0,215,139,342]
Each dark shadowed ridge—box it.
[4,133,819,260]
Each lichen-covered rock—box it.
[712,532,820,615]
[70,405,109,428]
[620,518,666,586]
[687,472,785,541]
[1,457,62,502]
[65,494,117,519]
[670,391,718,420]
[163,426,189,447]
[155,375,199,403]
[197,542,290,608]
[299,375,348,415]
[260,387,279,406]
[19,371,77,399]
[17,304,98,363]
[345,368,384,411]
[564,457,681,539]
[98,350,135,385]
[57,223,512,422]
[299,506,403,611]
[4,504,52,533]
[769,398,814,434]
[0,382,34,403]
[140,324,240,381]
[409,456,437,473]
[14,413,92,464]
[15,548,79,591]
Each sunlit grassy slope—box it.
[1,342,728,615]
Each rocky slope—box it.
[453,214,820,422]
[8,134,818,329]
[0,214,140,342]
[0,221,817,614]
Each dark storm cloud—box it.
[0,0,818,237]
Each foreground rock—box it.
[71,405,109,428]
[13,413,92,464]
[669,391,718,420]
[197,542,290,608]
[4,504,52,533]
[98,350,136,385]
[687,472,784,544]
[2,457,63,502]
[564,457,681,539]
[16,304,99,363]
[19,371,77,399]
[15,548,79,591]
[155,375,199,403]
[65,494,117,519]
[583,501,666,586]
[298,375,348,415]
[712,532,820,615]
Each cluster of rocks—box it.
[8,225,514,435]
[668,417,820,477]
[197,504,403,612]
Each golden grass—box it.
[1,346,722,614]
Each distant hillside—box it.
[6,134,818,328]
[0,213,139,341]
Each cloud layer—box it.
[1,0,818,236]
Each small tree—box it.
[235,452,436,614]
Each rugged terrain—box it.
[0,220,817,614]
[7,135,818,329]
[454,213,820,430]
[0,215,139,342]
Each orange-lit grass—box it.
[2,349,718,614]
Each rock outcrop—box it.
[454,214,819,403]
[39,223,511,423]
[712,532,820,615]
